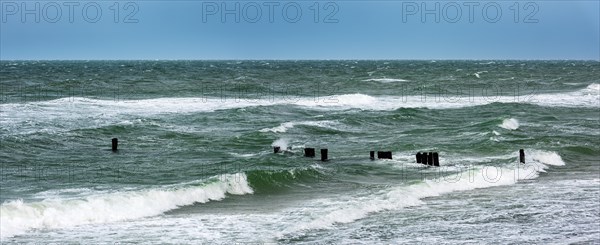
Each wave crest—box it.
[0,173,253,239]
[499,118,520,130]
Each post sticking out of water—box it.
[321,149,328,161]
[519,149,525,163]
[112,138,118,152]
[370,151,375,160]
[422,152,428,165]
[427,152,434,166]
[416,152,422,163]
[274,146,281,154]
[304,148,315,157]
[433,152,439,167]
[377,151,392,159]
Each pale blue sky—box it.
[1,1,598,60]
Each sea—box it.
[0,60,599,244]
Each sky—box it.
[0,0,599,60]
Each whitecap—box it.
[499,118,520,130]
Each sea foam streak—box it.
[0,173,253,239]
[259,120,339,133]
[284,150,565,234]
[362,78,408,83]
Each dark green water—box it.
[1,60,598,243]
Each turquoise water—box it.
[1,60,599,243]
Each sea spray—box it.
[499,118,520,130]
[271,138,289,150]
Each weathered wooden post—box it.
[427,152,433,166]
[433,152,439,167]
[112,138,118,152]
[377,151,392,159]
[304,148,315,157]
[519,149,525,163]
[321,149,328,161]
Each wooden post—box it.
[274,146,280,154]
[519,149,525,163]
[377,151,392,159]
[370,151,375,160]
[427,152,433,166]
[433,152,439,167]
[304,148,315,157]
[321,149,328,161]
[416,152,422,163]
[112,138,118,152]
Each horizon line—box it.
[2,59,599,62]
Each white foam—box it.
[259,120,339,133]
[362,78,408,83]
[328,93,377,107]
[293,93,377,108]
[583,83,600,95]
[299,120,340,129]
[304,85,597,109]
[0,173,253,239]
[473,71,488,78]
[28,211,282,244]
[230,152,260,158]
[528,149,565,166]
[499,118,520,130]
[260,122,295,133]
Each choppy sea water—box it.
[0,60,598,244]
